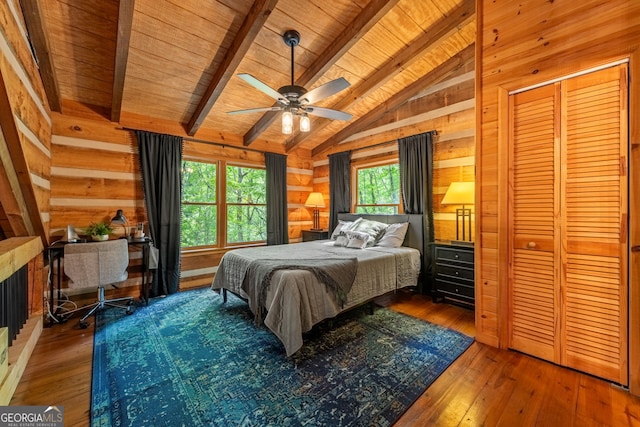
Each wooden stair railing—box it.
[0,236,44,404]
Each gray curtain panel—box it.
[136,130,183,296]
[328,151,352,234]
[398,131,435,293]
[265,152,289,245]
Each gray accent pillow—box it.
[334,234,349,247]
[330,218,362,240]
[349,218,388,242]
[345,230,373,249]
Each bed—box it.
[211,213,425,356]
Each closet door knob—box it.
[527,242,536,249]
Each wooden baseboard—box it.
[0,316,43,405]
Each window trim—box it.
[224,162,267,246]
[181,159,219,250]
[181,159,267,250]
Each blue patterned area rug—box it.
[91,287,473,426]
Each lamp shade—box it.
[441,182,475,205]
[110,209,128,224]
[300,114,310,132]
[304,192,325,208]
[282,110,293,134]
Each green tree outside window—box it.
[355,163,400,214]
[226,165,266,244]
[181,161,217,247]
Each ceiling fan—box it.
[227,30,352,133]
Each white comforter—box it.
[211,240,421,356]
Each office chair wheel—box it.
[79,320,90,329]
[126,301,135,315]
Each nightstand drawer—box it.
[435,247,474,264]
[435,279,474,298]
[436,263,474,281]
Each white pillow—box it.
[345,230,374,249]
[330,218,361,240]
[375,222,409,248]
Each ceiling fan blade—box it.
[237,73,287,103]
[305,106,352,121]
[227,106,282,115]
[301,77,350,105]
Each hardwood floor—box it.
[10,288,640,426]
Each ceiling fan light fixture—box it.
[300,114,310,132]
[282,110,293,134]
[228,29,352,133]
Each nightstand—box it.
[302,230,329,241]
[432,242,474,307]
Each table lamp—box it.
[441,182,475,242]
[304,192,325,231]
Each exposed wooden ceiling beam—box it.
[20,0,61,112]
[286,0,475,153]
[312,43,475,157]
[0,69,46,244]
[111,0,135,123]
[242,0,400,147]
[186,0,280,136]
[0,132,30,238]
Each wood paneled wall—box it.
[49,105,314,290]
[0,0,51,315]
[477,0,640,393]
[0,2,48,399]
[312,60,475,242]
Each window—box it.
[226,165,266,244]
[181,161,267,248]
[181,161,218,248]
[354,163,401,214]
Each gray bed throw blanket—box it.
[241,258,358,325]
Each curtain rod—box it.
[335,130,438,155]
[120,127,437,157]
[118,126,279,155]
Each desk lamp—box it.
[111,209,130,239]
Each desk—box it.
[46,237,153,326]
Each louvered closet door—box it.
[560,65,628,384]
[509,64,628,385]
[509,84,560,362]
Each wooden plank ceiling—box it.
[21,0,475,155]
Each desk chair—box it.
[62,239,135,328]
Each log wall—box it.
[49,104,314,290]
[477,0,640,393]
[0,0,48,401]
[312,59,475,242]
[0,0,51,316]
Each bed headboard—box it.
[336,213,425,255]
